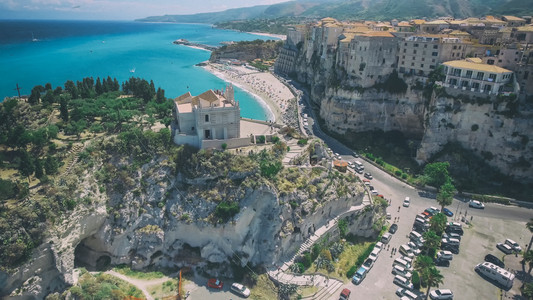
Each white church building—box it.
[173,84,252,149]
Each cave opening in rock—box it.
[74,237,112,271]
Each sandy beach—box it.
[202,62,295,125]
[247,32,287,41]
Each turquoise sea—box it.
[0,20,276,120]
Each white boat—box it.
[130,68,136,73]
[31,32,38,42]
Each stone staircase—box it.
[308,279,344,300]
[282,140,306,165]
[63,144,84,176]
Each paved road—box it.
[287,79,533,299]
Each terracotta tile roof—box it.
[443,59,512,73]
[356,31,395,37]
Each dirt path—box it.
[104,270,172,300]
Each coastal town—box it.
[1,5,533,300]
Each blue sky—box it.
[0,0,289,20]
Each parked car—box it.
[339,288,351,300]
[389,223,398,234]
[208,278,224,289]
[413,223,429,234]
[392,265,413,279]
[469,200,485,209]
[497,243,513,254]
[352,151,359,158]
[484,254,505,268]
[381,233,392,244]
[393,275,414,290]
[396,288,420,299]
[352,266,368,285]
[363,257,376,271]
[375,241,384,250]
[364,172,373,179]
[441,243,459,254]
[230,283,250,297]
[442,232,461,241]
[387,212,392,220]
[435,259,450,267]
[429,289,453,300]
[436,250,453,261]
[442,208,453,217]
[505,239,522,252]
[441,238,460,247]
[424,207,440,216]
[403,197,410,207]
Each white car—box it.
[505,239,522,252]
[393,275,413,290]
[392,265,413,279]
[429,289,453,299]
[375,241,384,250]
[230,283,251,298]
[469,200,485,209]
[437,250,453,261]
[403,197,410,207]
[497,242,513,254]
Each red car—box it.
[208,278,223,289]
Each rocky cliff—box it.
[210,40,282,62]
[290,47,533,184]
[0,139,373,299]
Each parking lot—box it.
[326,156,531,300]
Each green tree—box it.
[64,80,78,99]
[18,151,35,183]
[523,250,533,279]
[95,77,104,95]
[436,181,456,211]
[156,87,166,103]
[28,87,41,105]
[34,159,44,179]
[423,162,451,188]
[44,155,59,175]
[422,230,441,256]
[429,213,447,236]
[414,255,435,274]
[523,282,533,299]
[60,96,69,122]
[421,266,444,300]
[278,283,298,299]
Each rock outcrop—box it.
[289,42,533,183]
[1,141,370,299]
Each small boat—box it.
[31,32,38,42]
[130,68,136,73]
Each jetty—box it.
[173,39,219,51]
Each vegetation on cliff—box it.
[0,76,172,271]
[215,17,308,35]
[209,39,283,65]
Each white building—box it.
[442,58,515,94]
[173,85,242,149]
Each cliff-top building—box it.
[173,85,241,149]
[442,58,515,95]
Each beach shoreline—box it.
[247,32,287,41]
[201,62,294,125]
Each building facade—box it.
[173,85,241,148]
[442,58,515,95]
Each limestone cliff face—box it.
[417,93,533,181]
[290,45,533,182]
[1,144,371,298]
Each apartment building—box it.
[442,58,514,95]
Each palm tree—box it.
[423,231,442,256]
[414,255,435,274]
[526,218,533,253]
[524,250,533,276]
[436,181,455,211]
[421,266,444,300]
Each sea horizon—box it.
[0,19,276,121]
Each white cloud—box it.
[0,0,19,10]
